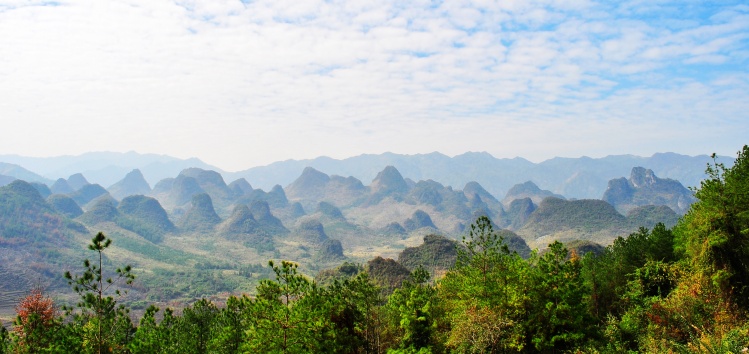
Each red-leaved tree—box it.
[13,288,57,352]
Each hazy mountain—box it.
[403,210,437,232]
[320,239,345,259]
[316,201,346,222]
[626,205,680,230]
[50,178,74,194]
[463,181,503,213]
[602,167,696,215]
[218,204,259,237]
[70,184,110,207]
[47,194,84,219]
[249,200,288,235]
[369,165,410,203]
[77,197,119,225]
[159,175,204,209]
[66,173,89,191]
[0,174,14,187]
[0,151,698,306]
[31,182,52,199]
[108,169,152,200]
[502,181,565,206]
[117,195,175,243]
[285,167,367,209]
[229,151,732,201]
[228,178,253,197]
[0,151,221,187]
[296,219,329,244]
[0,180,76,247]
[498,197,536,230]
[178,193,222,232]
[0,181,85,294]
[0,162,50,184]
[3,151,732,203]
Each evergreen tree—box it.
[385,266,440,353]
[209,296,247,354]
[439,216,529,352]
[178,299,220,354]
[0,323,8,354]
[242,260,324,353]
[64,232,135,354]
[526,241,589,352]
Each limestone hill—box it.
[502,181,565,206]
[47,194,83,219]
[108,169,151,200]
[603,167,696,215]
[178,193,222,232]
[70,183,110,207]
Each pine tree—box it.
[64,232,135,354]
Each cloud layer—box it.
[1,0,747,170]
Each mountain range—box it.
[0,151,733,200]
[0,150,729,315]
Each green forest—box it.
[1,146,748,353]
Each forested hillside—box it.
[1,146,748,353]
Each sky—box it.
[0,0,747,172]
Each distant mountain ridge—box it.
[2,151,733,203]
[226,151,733,200]
[0,152,220,187]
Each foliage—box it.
[63,232,136,354]
[385,266,441,352]
[583,223,676,321]
[675,146,749,309]
[0,324,7,354]
[526,241,590,351]
[176,298,220,354]
[397,234,459,275]
[11,288,58,353]
[440,216,530,352]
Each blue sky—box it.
[0,0,747,171]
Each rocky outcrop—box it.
[403,210,437,231]
[602,167,696,215]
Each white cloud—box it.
[0,0,747,170]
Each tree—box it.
[324,273,382,353]
[583,223,675,321]
[209,296,247,354]
[243,260,324,353]
[526,241,589,352]
[385,266,440,353]
[178,299,219,354]
[129,305,163,354]
[11,288,58,353]
[64,232,135,354]
[439,216,529,352]
[0,323,8,354]
[676,146,749,309]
